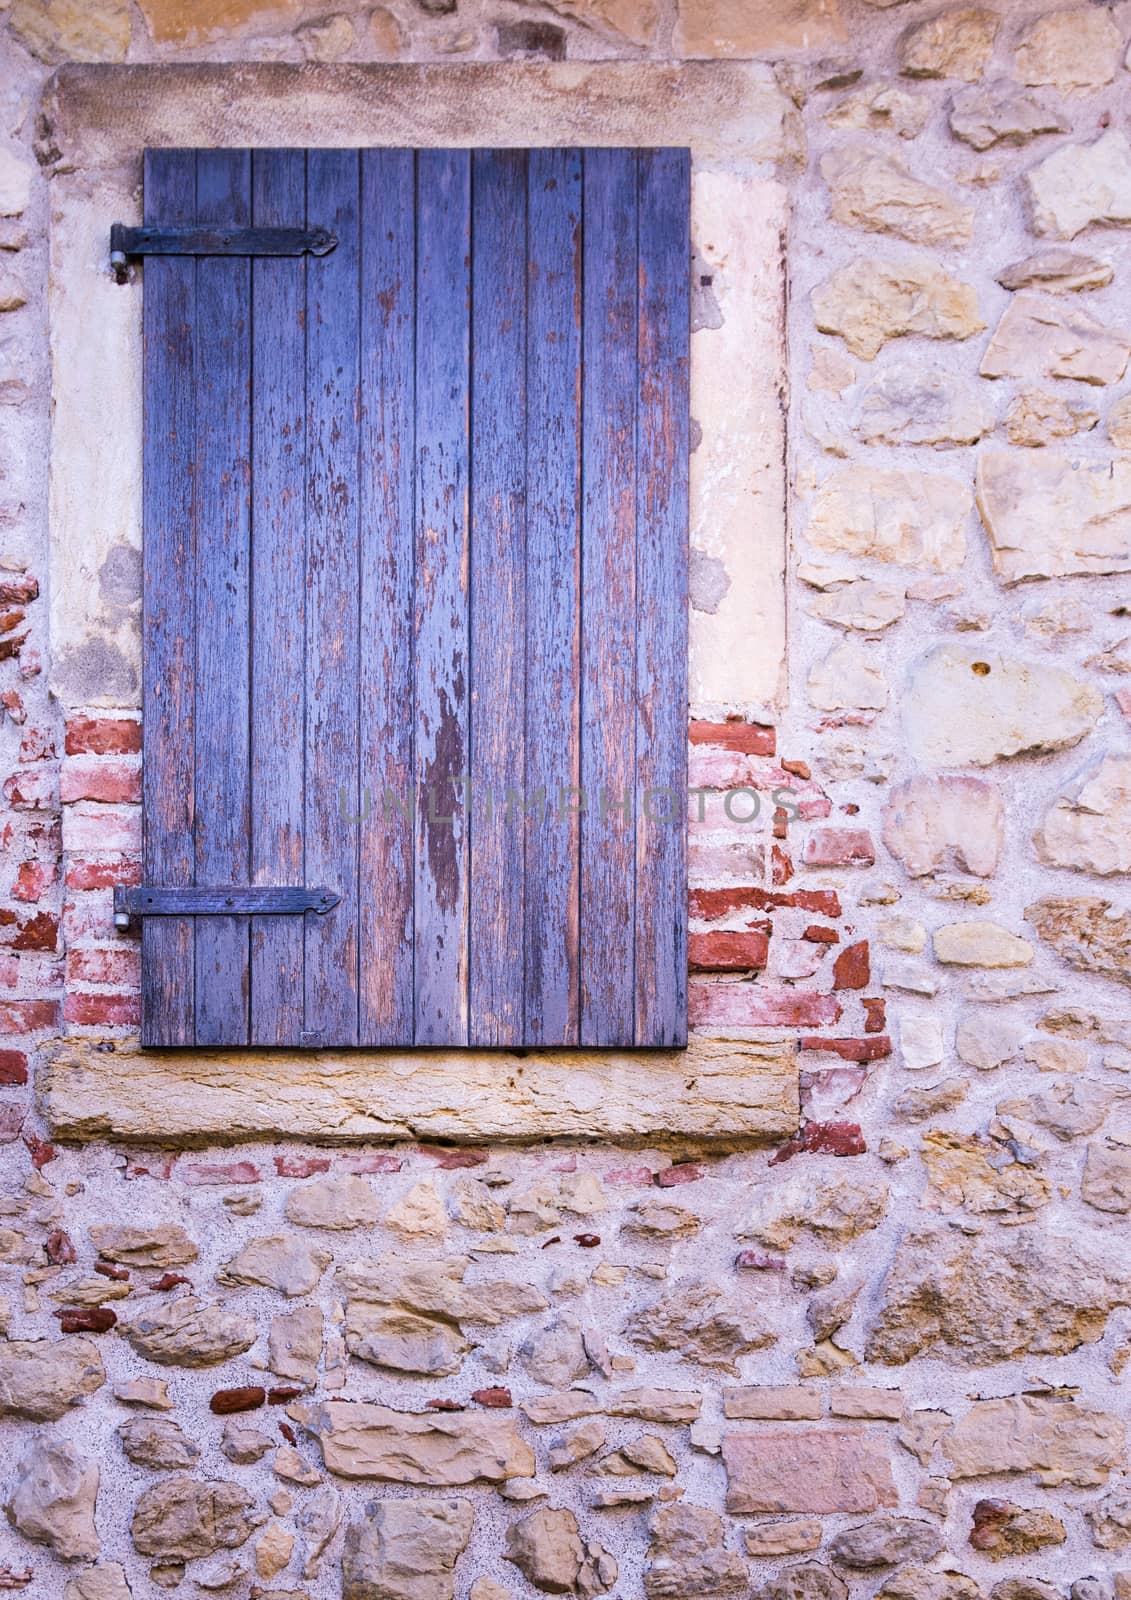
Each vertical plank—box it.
[524,148,582,1046]
[141,148,196,1047]
[249,149,306,1046]
[193,149,252,1046]
[635,148,690,1047]
[358,149,415,1045]
[469,149,527,1047]
[304,149,361,1046]
[579,148,638,1047]
[414,149,471,1046]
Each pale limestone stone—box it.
[544,0,659,44]
[342,1498,473,1600]
[0,150,33,220]
[946,1395,1123,1486]
[995,1079,1114,1145]
[829,1517,943,1568]
[898,1411,953,1466]
[274,1445,321,1487]
[998,248,1113,293]
[1088,1488,1131,1550]
[949,80,1068,148]
[1082,1138,1131,1212]
[1003,389,1098,446]
[296,12,354,59]
[880,1571,982,1600]
[367,6,404,55]
[821,146,974,246]
[608,1388,703,1423]
[472,1583,515,1600]
[882,775,1003,878]
[808,640,888,711]
[0,275,25,319]
[88,1223,197,1268]
[522,1392,602,1426]
[867,1224,1131,1363]
[739,1174,888,1249]
[1014,7,1122,92]
[969,1499,1065,1557]
[807,579,906,631]
[131,1477,259,1563]
[219,1421,272,1466]
[904,645,1102,766]
[549,1419,606,1469]
[1036,756,1131,874]
[511,1510,616,1592]
[934,921,1033,968]
[900,1014,945,1071]
[645,1502,747,1596]
[291,1401,536,1483]
[454,1178,506,1231]
[135,0,302,41]
[977,449,1131,580]
[1027,895,1131,987]
[628,1278,775,1371]
[805,466,970,570]
[268,1305,322,1383]
[921,1129,1050,1214]
[520,1315,589,1387]
[1027,130,1131,240]
[117,1417,200,1470]
[825,82,930,137]
[808,346,858,394]
[339,1254,547,1350]
[849,364,994,446]
[980,292,1131,385]
[255,1521,294,1581]
[218,1235,331,1297]
[893,1077,968,1122]
[622,1199,699,1238]
[899,7,999,80]
[43,1036,796,1145]
[5,1437,99,1561]
[120,1296,256,1368]
[878,916,927,953]
[745,1521,823,1557]
[1111,394,1131,448]
[8,0,129,61]
[114,1378,173,1411]
[49,1276,131,1307]
[724,1386,822,1420]
[64,1565,132,1600]
[725,1429,897,1514]
[1024,595,1095,636]
[828,1386,903,1421]
[812,256,983,360]
[757,1562,849,1600]
[675,0,845,57]
[284,1176,378,1230]
[956,1011,1023,1069]
[600,1435,677,1476]
[0,1336,104,1421]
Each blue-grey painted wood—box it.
[249,148,307,1046]
[193,149,252,1046]
[469,148,527,1047]
[635,148,690,1047]
[141,148,197,1048]
[358,148,416,1045]
[524,147,582,1047]
[413,149,471,1047]
[579,148,638,1047]
[304,149,361,1046]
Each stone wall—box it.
[1,1,1131,1598]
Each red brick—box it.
[769,1120,867,1166]
[10,912,58,953]
[0,953,17,989]
[0,999,59,1035]
[12,861,56,903]
[689,719,775,756]
[689,982,841,1029]
[65,716,142,756]
[689,886,841,920]
[603,1165,654,1186]
[63,803,141,854]
[781,758,810,780]
[736,1249,787,1272]
[0,1050,28,1085]
[60,759,141,805]
[23,1132,58,1168]
[0,608,25,636]
[123,1152,176,1180]
[66,947,141,986]
[802,829,876,868]
[689,930,769,972]
[800,1035,892,1062]
[0,576,37,606]
[274,1153,331,1178]
[771,845,793,884]
[423,1147,489,1169]
[182,1161,261,1185]
[0,631,29,662]
[2,768,58,811]
[62,895,116,942]
[862,997,886,1034]
[209,1386,265,1415]
[338,1151,402,1174]
[64,993,140,1028]
[832,940,870,991]
[0,688,25,723]
[655,1163,704,1187]
[803,925,839,944]
[66,857,141,891]
[45,1228,76,1264]
[17,726,54,763]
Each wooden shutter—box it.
[138,145,689,1050]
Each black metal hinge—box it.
[109,223,337,283]
[113,885,340,929]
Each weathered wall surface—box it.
[2,1,1131,1597]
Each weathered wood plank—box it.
[304,149,361,1046]
[141,148,197,1048]
[524,146,582,1047]
[358,148,416,1045]
[249,147,307,1046]
[579,148,638,1047]
[414,149,471,1046]
[635,147,690,1047]
[469,148,527,1047]
[193,148,252,1046]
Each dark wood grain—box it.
[141,148,197,1047]
[358,148,416,1045]
[249,148,307,1046]
[579,148,638,1047]
[524,146,582,1046]
[635,148,690,1047]
[193,149,252,1046]
[469,148,527,1047]
[413,149,471,1047]
[304,149,361,1046]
